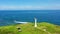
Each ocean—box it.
[0,10,60,26]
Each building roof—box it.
[14,20,28,24]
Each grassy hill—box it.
[0,22,60,34]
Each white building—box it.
[14,20,28,24]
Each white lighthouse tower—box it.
[34,18,37,27]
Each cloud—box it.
[0,5,60,10]
[0,6,33,10]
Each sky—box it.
[0,0,60,10]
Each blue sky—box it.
[0,0,60,10]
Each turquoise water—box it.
[0,10,60,26]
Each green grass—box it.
[0,22,60,34]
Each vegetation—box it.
[0,22,60,34]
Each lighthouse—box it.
[34,18,37,27]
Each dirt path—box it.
[36,27,51,34]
